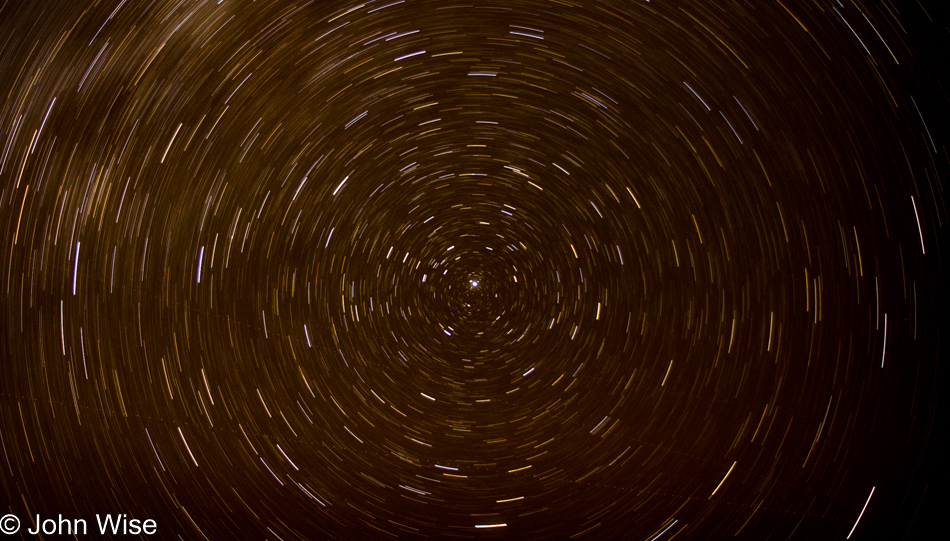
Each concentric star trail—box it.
[1,0,946,539]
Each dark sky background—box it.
[1,0,947,539]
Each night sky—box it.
[1,0,947,539]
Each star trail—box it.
[1,0,946,539]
